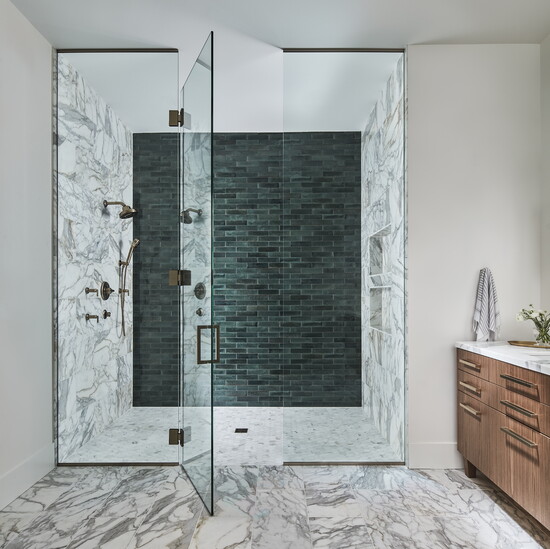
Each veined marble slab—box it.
[57,54,134,461]
[456,341,550,376]
[361,55,405,460]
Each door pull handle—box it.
[197,324,220,364]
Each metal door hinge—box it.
[168,109,191,128]
[168,269,191,286]
[168,427,192,446]
[169,109,184,127]
[169,428,184,446]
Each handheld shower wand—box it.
[119,238,140,266]
[119,238,140,336]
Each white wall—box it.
[407,44,542,468]
[0,0,54,507]
[542,35,550,306]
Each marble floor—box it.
[63,406,401,465]
[1,465,549,548]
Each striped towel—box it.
[472,268,500,341]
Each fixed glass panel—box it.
[180,33,214,513]
[282,51,405,463]
[55,51,179,464]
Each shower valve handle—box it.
[85,314,99,323]
[102,310,111,319]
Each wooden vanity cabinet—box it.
[457,349,550,530]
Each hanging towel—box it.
[472,267,500,341]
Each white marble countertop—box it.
[456,341,550,376]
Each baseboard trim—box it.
[0,443,55,509]
[408,442,463,469]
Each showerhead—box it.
[182,208,203,224]
[119,205,137,219]
[103,200,138,219]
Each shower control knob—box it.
[102,310,111,319]
[100,281,115,300]
[196,308,204,317]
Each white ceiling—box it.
[10,0,550,49]
[12,0,550,133]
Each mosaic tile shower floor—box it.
[63,407,401,464]
[1,466,548,548]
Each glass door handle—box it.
[197,325,220,364]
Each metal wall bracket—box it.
[168,269,191,286]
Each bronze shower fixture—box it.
[103,200,137,219]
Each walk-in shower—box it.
[54,41,405,516]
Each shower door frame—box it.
[53,48,181,467]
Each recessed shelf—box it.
[369,286,391,333]
[368,224,391,276]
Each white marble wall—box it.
[57,55,134,461]
[182,131,212,411]
[182,130,213,501]
[361,56,406,459]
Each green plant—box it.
[517,305,550,344]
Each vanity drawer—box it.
[457,392,487,472]
[496,386,550,437]
[499,416,550,529]
[457,349,495,382]
[495,361,550,406]
[458,369,497,408]
[457,394,510,490]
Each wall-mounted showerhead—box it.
[103,200,138,219]
[182,208,203,224]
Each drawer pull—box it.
[500,427,538,448]
[500,400,537,418]
[459,381,481,396]
[500,374,537,389]
[459,359,481,372]
[459,402,481,417]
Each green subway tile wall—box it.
[214,132,362,406]
[132,132,361,407]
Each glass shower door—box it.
[180,33,215,513]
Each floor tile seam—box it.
[65,518,139,549]
[308,512,376,547]
[87,500,155,529]
[188,510,209,547]
[146,486,200,519]
[304,482,353,494]
[82,490,138,525]
[301,482,318,549]
[0,509,43,531]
